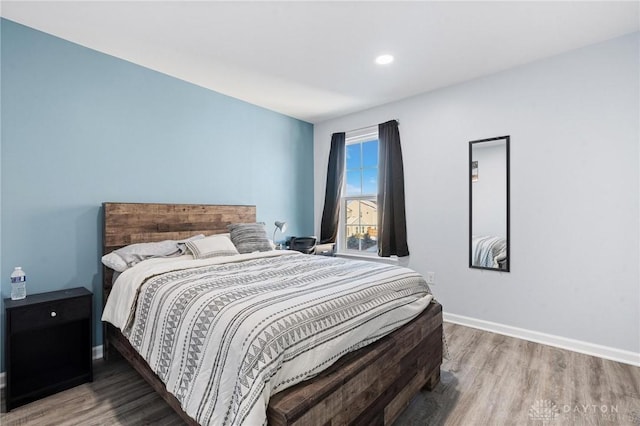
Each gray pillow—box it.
[228,223,273,253]
[101,234,205,272]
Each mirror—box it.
[469,136,510,271]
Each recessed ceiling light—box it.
[375,54,394,65]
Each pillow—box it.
[177,234,209,253]
[101,234,205,272]
[186,234,239,259]
[228,222,273,254]
[102,252,129,272]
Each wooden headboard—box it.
[102,202,256,301]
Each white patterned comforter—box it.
[102,250,432,426]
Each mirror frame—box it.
[468,135,510,272]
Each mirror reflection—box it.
[469,136,510,271]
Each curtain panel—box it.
[377,120,410,257]
[319,132,346,244]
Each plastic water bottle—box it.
[10,267,26,300]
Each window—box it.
[340,127,379,254]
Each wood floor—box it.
[2,323,639,425]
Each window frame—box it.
[338,126,379,256]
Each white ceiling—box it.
[2,1,639,123]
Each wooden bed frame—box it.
[102,202,443,425]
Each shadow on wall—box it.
[73,206,104,347]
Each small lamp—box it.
[273,220,287,247]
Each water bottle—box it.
[10,267,26,300]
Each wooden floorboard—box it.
[1,323,638,425]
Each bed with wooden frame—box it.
[102,202,443,426]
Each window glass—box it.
[346,144,361,170]
[341,136,379,254]
[362,140,378,167]
[362,168,377,195]
[345,170,362,196]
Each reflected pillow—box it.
[228,222,273,253]
[186,234,239,259]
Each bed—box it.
[471,235,507,270]
[101,202,443,426]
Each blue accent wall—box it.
[0,19,314,368]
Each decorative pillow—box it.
[228,222,273,253]
[176,234,208,254]
[186,234,239,259]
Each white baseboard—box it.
[0,345,104,390]
[443,312,640,367]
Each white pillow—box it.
[186,234,239,259]
[101,252,129,272]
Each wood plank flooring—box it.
[1,323,638,425]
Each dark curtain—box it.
[320,132,346,244]
[377,120,410,257]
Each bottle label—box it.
[11,276,26,283]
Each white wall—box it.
[314,33,639,355]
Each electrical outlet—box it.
[426,272,435,285]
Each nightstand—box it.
[4,287,93,411]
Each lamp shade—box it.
[273,221,288,248]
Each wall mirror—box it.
[469,135,510,272]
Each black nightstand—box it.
[4,287,93,411]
